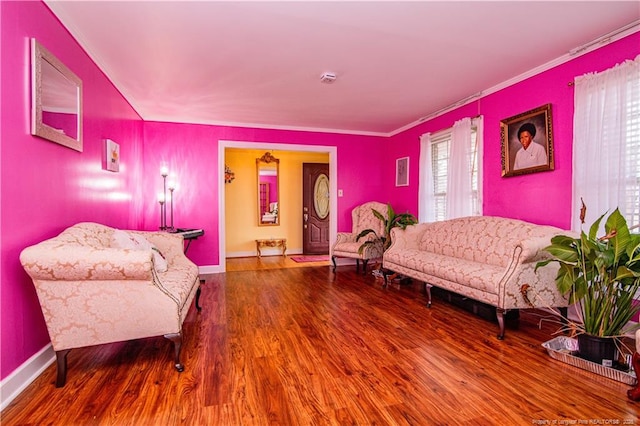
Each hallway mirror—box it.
[257,152,280,226]
[31,38,83,152]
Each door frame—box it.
[218,140,337,272]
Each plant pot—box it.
[577,334,618,366]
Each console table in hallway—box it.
[255,238,287,258]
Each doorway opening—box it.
[218,140,337,272]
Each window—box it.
[572,56,640,229]
[624,79,640,227]
[430,133,449,221]
[419,116,483,222]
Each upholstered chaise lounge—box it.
[383,216,570,339]
[19,222,201,387]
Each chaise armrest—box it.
[20,244,154,281]
[131,231,186,263]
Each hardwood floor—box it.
[2,259,639,425]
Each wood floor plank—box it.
[2,261,639,425]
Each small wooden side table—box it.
[255,238,287,258]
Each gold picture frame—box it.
[500,104,554,177]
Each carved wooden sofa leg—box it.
[195,285,202,312]
[628,330,640,401]
[496,309,506,340]
[164,333,184,372]
[424,283,432,308]
[628,352,640,400]
[55,349,71,388]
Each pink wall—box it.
[263,176,278,206]
[2,0,638,390]
[386,32,640,230]
[141,122,387,266]
[1,1,386,381]
[1,1,144,379]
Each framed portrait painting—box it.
[500,104,554,177]
[395,157,409,187]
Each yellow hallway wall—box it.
[224,148,329,257]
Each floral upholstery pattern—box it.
[383,216,569,314]
[332,201,388,266]
[19,222,200,356]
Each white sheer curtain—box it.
[418,132,434,223]
[418,116,483,222]
[474,116,484,217]
[447,117,473,218]
[572,55,640,230]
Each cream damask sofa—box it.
[19,222,201,387]
[382,216,569,339]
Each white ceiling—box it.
[44,1,640,136]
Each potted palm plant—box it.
[536,202,640,365]
[356,203,417,273]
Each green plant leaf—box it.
[588,213,606,241]
[372,209,386,224]
[536,204,640,337]
[358,204,417,255]
[356,229,377,241]
[605,208,631,265]
[544,244,579,263]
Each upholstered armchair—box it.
[19,222,201,387]
[331,201,388,274]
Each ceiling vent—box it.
[320,72,337,84]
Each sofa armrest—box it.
[388,224,428,251]
[517,234,562,264]
[501,233,568,309]
[20,243,154,281]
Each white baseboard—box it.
[226,248,304,258]
[226,250,257,258]
[0,343,55,411]
[198,264,224,274]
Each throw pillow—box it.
[111,230,168,273]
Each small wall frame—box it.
[500,104,554,177]
[396,157,409,187]
[105,139,120,172]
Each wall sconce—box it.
[225,164,235,184]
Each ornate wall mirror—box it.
[31,38,83,152]
[257,152,280,226]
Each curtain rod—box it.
[568,21,639,56]
[567,21,639,86]
[417,92,483,123]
